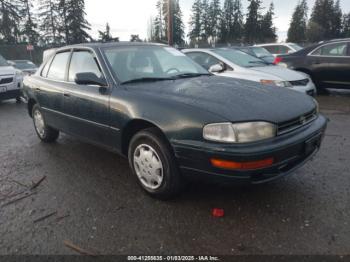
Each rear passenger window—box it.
[312,43,348,56]
[47,52,71,81]
[68,50,102,82]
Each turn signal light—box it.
[211,158,274,170]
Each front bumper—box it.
[0,88,21,101]
[172,115,327,185]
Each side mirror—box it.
[75,72,107,87]
[209,63,224,73]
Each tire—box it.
[32,104,59,143]
[128,128,184,200]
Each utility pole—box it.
[167,0,173,46]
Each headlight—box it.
[203,122,277,143]
[261,79,292,88]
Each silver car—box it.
[183,48,317,96]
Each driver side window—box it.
[68,50,103,82]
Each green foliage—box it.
[307,0,343,42]
[287,0,308,43]
[0,0,23,44]
[98,23,118,42]
[244,0,262,44]
[151,0,184,45]
[342,13,350,37]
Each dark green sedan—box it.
[23,43,327,199]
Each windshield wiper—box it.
[171,73,210,79]
[121,77,173,85]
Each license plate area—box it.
[0,86,6,93]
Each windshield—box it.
[289,43,303,51]
[251,47,273,58]
[213,49,267,68]
[103,46,209,83]
[0,55,9,66]
[12,61,37,70]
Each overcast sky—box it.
[85,0,350,42]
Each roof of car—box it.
[256,43,296,46]
[56,42,166,51]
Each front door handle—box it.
[35,88,41,92]
[63,93,71,97]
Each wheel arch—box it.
[27,98,37,118]
[121,119,170,157]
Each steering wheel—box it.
[165,68,180,74]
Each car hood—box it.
[125,76,316,124]
[0,66,16,76]
[251,65,306,81]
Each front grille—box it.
[0,77,14,85]
[278,109,318,135]
[289,79,309,86]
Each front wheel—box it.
[32,104,59,143]
[128,128,184,199]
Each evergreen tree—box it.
[64,0,91,44]
[188,0,203,42]
[153,0,165,41]
[21,0,39,44]
[201,0,211,41]
[160,0,185,45]
[208,0,221,44]
[308,0,342,42]
[98,23,118,42]
[331,0,343,38]
[130,34,142,42]
[259,2,276,43]
[38,0,62,46]
[231,0,244,43]
[219,0,244,43]
[0,0,23,44]
[287,0,308,43]
[342,13,350,37]
[173,0,185,45]
[245,0,262,44]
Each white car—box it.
[0,55,24,102]
[183,48,317,96]
[255,43,303,56]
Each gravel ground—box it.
[0,91,349,255]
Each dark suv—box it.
[23,43,327,199]
[275,39,350,92]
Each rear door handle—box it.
[63,93,71,97]
[35,88,41,92]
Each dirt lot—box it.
[0,91,349,255]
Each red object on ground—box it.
[212,208,225,217]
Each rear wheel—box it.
[128,128,184,199]
[32,104,59,143]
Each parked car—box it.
[274,39,350,93]
[8,60,38,75]
[234,46,275,64]
[23,43,327,199]
[255,43,303,56]
[0,54,23,102]
[183,48,317,96]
